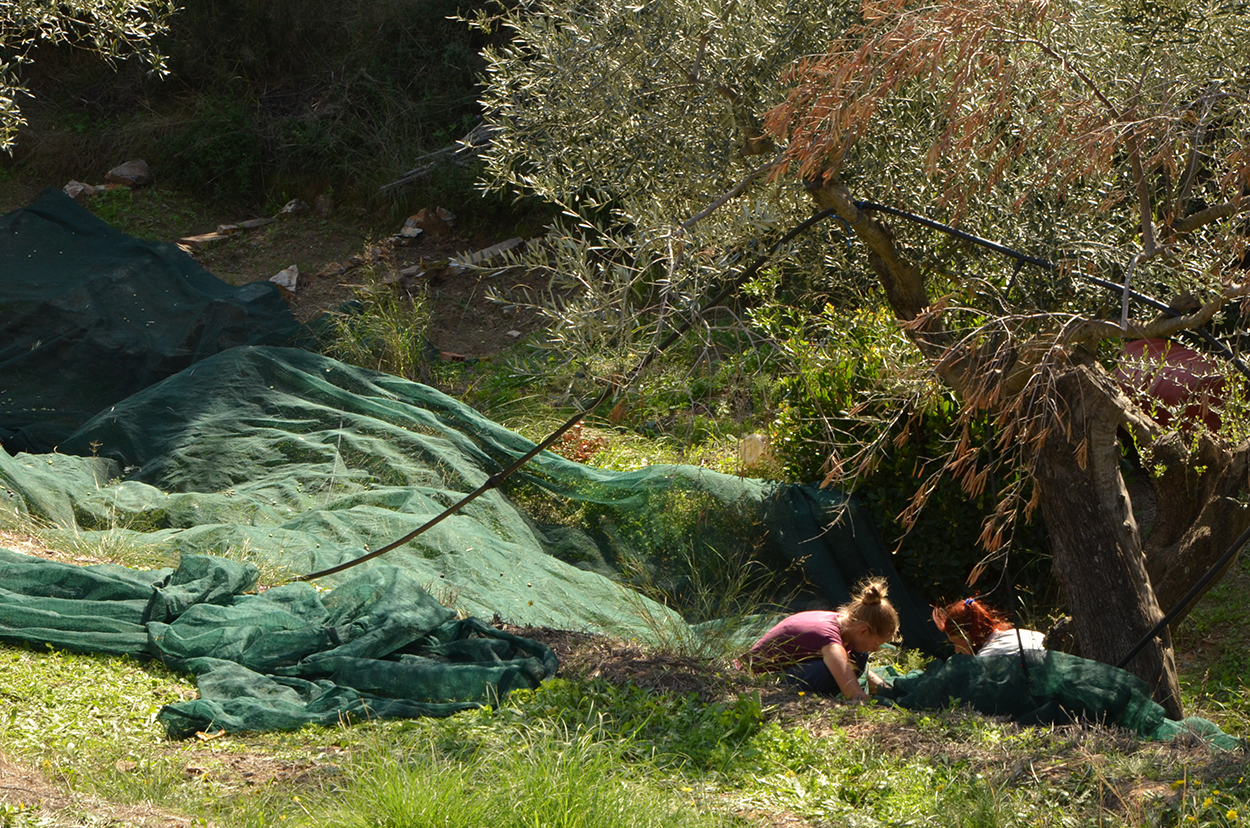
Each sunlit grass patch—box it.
[299,724,738,828]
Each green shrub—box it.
[763,305,1052,607]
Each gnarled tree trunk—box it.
[809,179,1195,716]
[1033,366,1182,718]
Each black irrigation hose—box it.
[297,207,840,581]
[855,201,1058,271]
[1116,524,1250,669]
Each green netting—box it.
[878,653,1243,750]
[1,343,943,649]
[0,188,301,454]
[24,189,1238,747]
[0,548,555,737]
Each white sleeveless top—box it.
[976,628,1046,657]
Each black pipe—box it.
[855,201,1250,381]
[1116,523,1250,669]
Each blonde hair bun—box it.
[860,579,889,605]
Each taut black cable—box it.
[297,207,840,581]
[855,201,1250,382]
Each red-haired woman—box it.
[931,597,1045,657]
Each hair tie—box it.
[964,597,976,607]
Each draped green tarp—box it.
[0,188,301,455]
[2,342,945,651]
[0,549,556,737]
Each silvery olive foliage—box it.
[467,0,866,361]
[473,0,1250,355]
[473,0,1250,436]
[473,0,1250,600]
[1,0,175,152]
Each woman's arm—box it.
[820,641,869,701]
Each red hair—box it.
[932,597,1011,652]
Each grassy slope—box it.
[0,518,1246,828]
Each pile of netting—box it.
[878,652,1241,750]
[0,549,555,738]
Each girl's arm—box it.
[820,641,869,701]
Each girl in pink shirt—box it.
[747,579,899,701]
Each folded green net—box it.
[0,548,555,737]
[879,652,1242,750]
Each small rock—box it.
[278,199,310,217]
[399,216,424,238]
[105,159,153,187]
[270,265,299,291]
[63,180,98,201]
[410,206,455,236]
[506,330,522,338]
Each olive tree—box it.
[469,0,866,359]
[474,0,1250,716]
[1,0,175,151]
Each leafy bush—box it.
[154,95,262,202]
[762,305,1052,607]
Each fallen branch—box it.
[379,122,498,193]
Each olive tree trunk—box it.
[1033,366,1182,718]
[809,180,1192,716]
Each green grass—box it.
[320,266,434,383]
[1174,553,1250,738]
[0,507,1247,828]
[0,624,1246,828]
[85,186,205,242]
[301,723,737,828]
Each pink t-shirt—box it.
[749,611,846,667]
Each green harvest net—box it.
[0,189,1239,749]
[0,188,301,455]
[877,651,1243,751]
[1,342,942,645]
[0,548,555,738]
